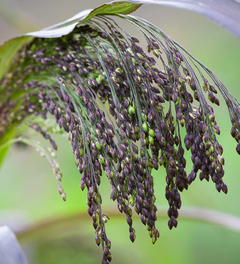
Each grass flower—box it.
[0,2,240,263]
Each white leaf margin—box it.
[25,9,92,38]
[24,1,240,39]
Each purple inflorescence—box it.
[1,15,239,263]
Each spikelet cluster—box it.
[1,14,239,263]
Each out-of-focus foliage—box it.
[119,0,240,39]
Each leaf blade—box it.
[0,36,33,80]
[113,0,240,39]
[25,2,141,38]
[0,226,28,264]
[81,1,141,23]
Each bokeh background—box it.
[1,0,240,263]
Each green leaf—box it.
[0,143,10,170]
[0,127,17,170]
[0,36,33,80]
[25,2,141,38]
[80,1,141,23]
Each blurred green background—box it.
[1,0,240,263]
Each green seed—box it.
[133,154,138,161]
[152,236,156,244]
[142,122,148,132]
[99,155,105,164]
[145,137,149,145]
[149,135,154,145]
[79,148,84,156]
[149,129,155,137]
[141,113,147,121]
[128,106,135,115]
[96,74,104,84]
[153,49,161,57]
[96,141,102,150]
[115,67,123,74]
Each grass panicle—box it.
[0,14,239,263]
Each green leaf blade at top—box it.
[25,2,141,39]
[81,1,141,23]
